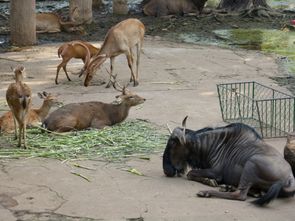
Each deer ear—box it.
[37,92,44,99]
[42,91,49,97]
[19,66,25,72]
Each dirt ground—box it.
[0,34,294,220]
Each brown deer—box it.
[36,8,84,34]
[43,78,146,132]
[142,0,207,17]
[56,40,101,84]
[0,92,60,134]
[80,18,145,88]
[6,66,32,148]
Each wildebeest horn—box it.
[181,116,188,145]
[166,123,172,135]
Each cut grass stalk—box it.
[0,120,168,162]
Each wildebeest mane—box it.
[187,123,263,173]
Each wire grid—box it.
[217,81,295,138]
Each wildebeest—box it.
[163,117,295,205]
[142,0,208,17]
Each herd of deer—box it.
[0,18,146,148]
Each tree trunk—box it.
[10,0,36,46]
[93,0,102,9]
[113,0,129,15]
[218,0,269,11]
[69,0,93,24]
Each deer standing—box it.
[0,92,59,134]
[56,40,101,84]
[80,18,145,88]
[43,78,145,132]
[6,66,32,148]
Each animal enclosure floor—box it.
[0,38,294,220]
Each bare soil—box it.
[0,6,295,221]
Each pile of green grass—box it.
[0,120,168,162]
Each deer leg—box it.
[23,122,27,149]
[106,57,116,88]
[56,58,71,84]
[90,119,108,129]
[126,52,137,87]
[63,64,71,82]
[12,115,18,140]
[135,43,141,84]
[129,48,135,83]
[18,122,23,148]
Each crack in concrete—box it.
[12,210,104,221]
[35,184,68,212]
[0,161,9,174]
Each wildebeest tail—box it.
[252,182,283,206]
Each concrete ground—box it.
[0,37,294,220]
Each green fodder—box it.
[0,120,168,162]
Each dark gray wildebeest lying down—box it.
[163,117,295,206]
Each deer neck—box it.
[34,101,52,121]
[110,102,131,124]
[15,73,24,83]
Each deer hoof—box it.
[133,81,139,87]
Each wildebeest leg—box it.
[197,187,251,201]
[187,169,221,187]
[196,161,256,201]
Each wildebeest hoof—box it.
[219,184,236,192]
[205,178,218,187]
[186,170,195,180]
[197,191,211,198]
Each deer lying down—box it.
[143,0,207,17]
[0,92,59,134]
[56,41,101,84]
[36,12,84,34]
[43,81,145,132]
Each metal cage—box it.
[217,81,295,138]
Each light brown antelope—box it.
[36,8,84,33]
[0,92,60,134]
[80,18,145,88]
[6,66,32,148]
[143,0,207,17]
[56,40,101,84]
[43,78,146,132]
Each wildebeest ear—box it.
[172,128,186,146]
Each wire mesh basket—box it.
[217,81,295,138]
